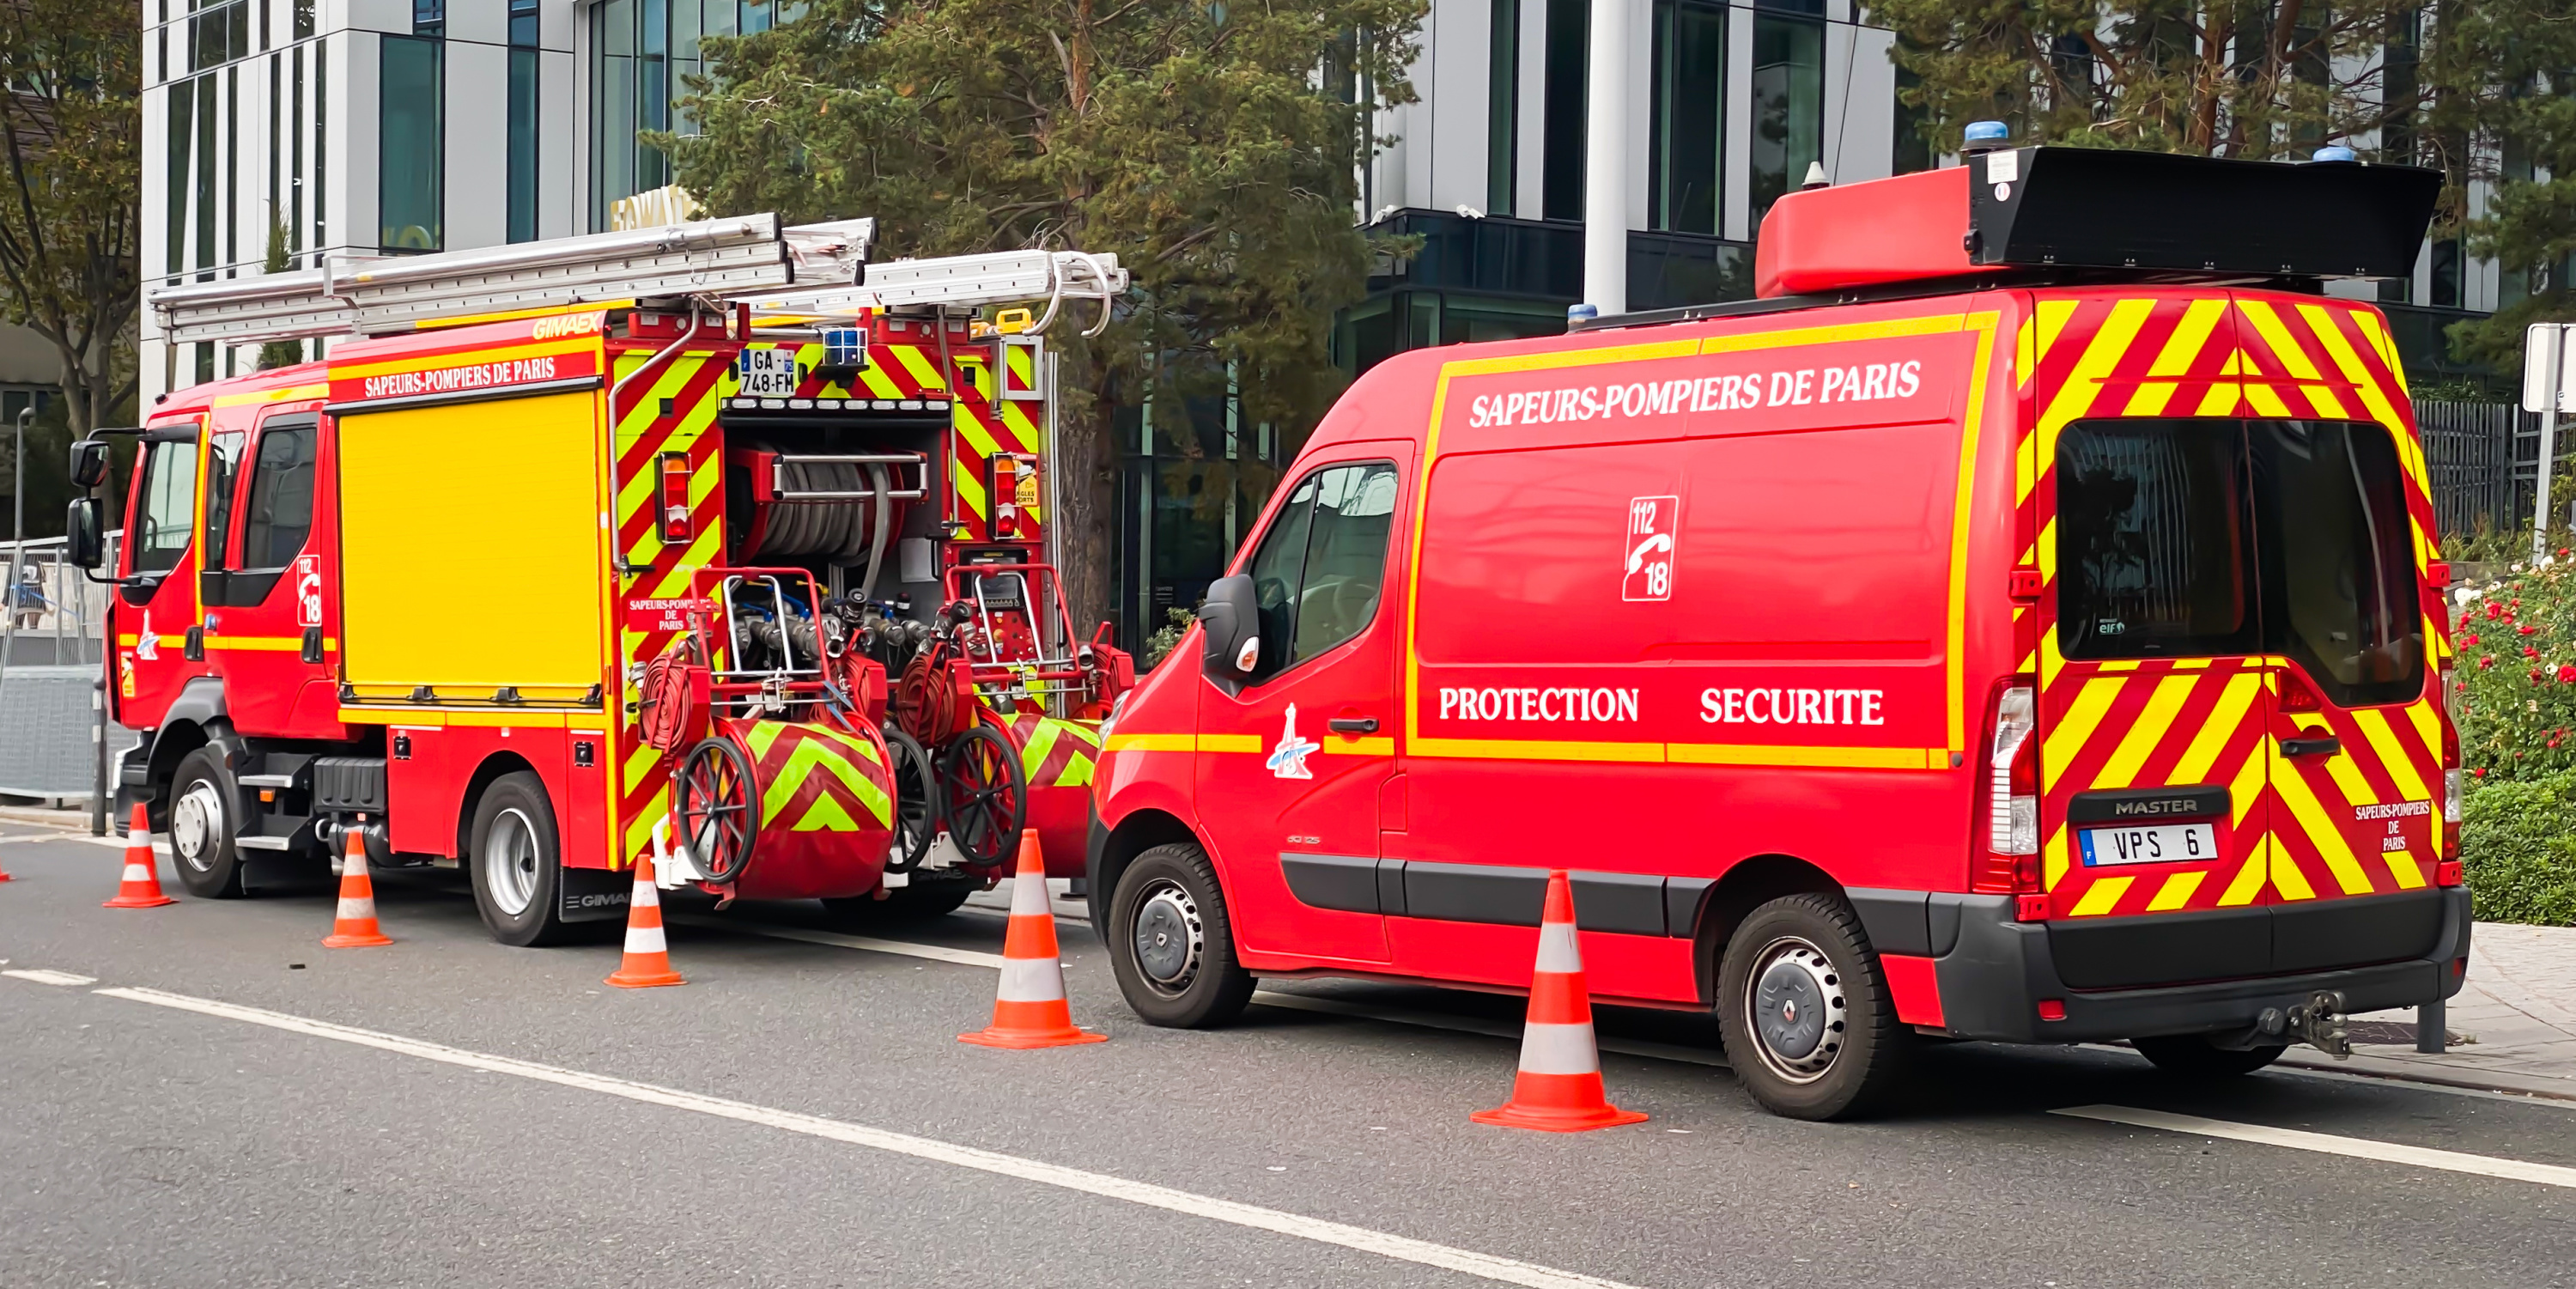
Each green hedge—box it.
[2461,769,2576,927]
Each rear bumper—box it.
[1927,888,2473,1044]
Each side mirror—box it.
[69,438,111,490]
[1199,574,1261,686]
[65,497,105,570]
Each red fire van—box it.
[1085,144,2470,1119]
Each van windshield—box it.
[2056,418,2424,708]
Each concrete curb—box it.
[2277,1049,2576,1103]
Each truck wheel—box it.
[470,772,573,947]
[1716,892,1911,1121]
[821,874,976,924]
[1106,842,1254,1029]
[2133,1034,2287,1078]
[167,746,246,898]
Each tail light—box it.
[1974,677,2042,910]
[2438,662,2463,873]
[658,452,692,544]
[2277,665,2324,713]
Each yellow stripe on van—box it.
[2069,876,2134,916]
[2270,765,2372,895]
[2091,674,2201,790]
[2144,871,2207,912]
[2167,672,2262,789]
[2217,835,2270,907]
[2042,676,2124,779]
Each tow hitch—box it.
[2222,990,2352,1059]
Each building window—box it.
[1748,11,1823,225]
[508,0,540,242]
[414,0,446,38]
[593,1,776,229]
[1486,0,1517,216]
[1648,0,1723,234]
[1892,58,1932,174]
[295,0,314,40]
[2429,237,2463,308]
[380,34,445,252]
[194,73,217,278]
[1540,0,1586,222]
[165,78,194,283]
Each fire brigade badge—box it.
[1266,704,1320,781]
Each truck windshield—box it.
[129,439,200,575]
[2057,418,2424,707]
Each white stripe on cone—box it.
[998,956,1068,1002]
[1516,1021,1605,1076]
[1007,874,1049,916]
[630,873,660,905]
[1534,920,1583,973]
[121,862,153,882]
[623,924,669,954]
[337,896,376,920]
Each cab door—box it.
[112,424,212,728]
[1194,449,1410,966]
[2247,416,2442,959]
[202,410,339,737]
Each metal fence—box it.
[2416,400,2533,540]
[0,532,131,804]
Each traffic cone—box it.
[321,825,392,947]
[102,801,175,909]
[1472,870,1647,1132]
[605,849,683,988]
[959,830,1106,1049]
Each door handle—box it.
[1327,716,1380,734]
[2281,736,2341,757]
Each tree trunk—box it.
[1052,347,1121,645]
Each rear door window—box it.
[2055,420,2257,660]
[2251,420,2423,708]
[239,422,318,569]
[2055,417,2425,707]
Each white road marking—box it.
[666,914,1009,968]
[94,985,1643,1289]
[682,913,1729,1070]
[3,969,99,986]
[2053,1104,2576,1190]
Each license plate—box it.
[2078,822,2217,866]
[735,348,799,398]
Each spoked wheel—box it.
[675,735,758,885]
[938,721,1026,869]
[882,727,941,873]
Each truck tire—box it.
[167,745,246,898]
[469,772,574,947]
[1716,892,1911,1121]
[2132,1034,2287,1078]
[1106,842,1254,1029]
[821,873,977,924]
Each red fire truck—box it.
[72,216,1133,945]
[1086,143,2471,1118]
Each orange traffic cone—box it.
[605,849,683,988]
[1473,870,1647,1132]
[102,802,175,909]
[321,825,393,947]
[960,830,1106,1049]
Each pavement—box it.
[3,826,2575,1287]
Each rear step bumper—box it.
[1923,888,2472,1044]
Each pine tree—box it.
[665,0,1427,627]
[256,218,305,370]
[2426,0,2576,374]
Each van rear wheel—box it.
[1107,842,1254,1029]
[1716,892,1911,1121]
[2132,1034,2287,1078]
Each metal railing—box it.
[2416,401,2549,541]
[0,532,122,668]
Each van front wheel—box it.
[1107,842,1255,1029]
[1716,892,1911,1121]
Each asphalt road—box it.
[3,830,2572,1289]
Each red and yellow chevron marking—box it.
[2020,289,2451,919]
[607,346,734,869]
[993,712,1103,790]
[742,721,896,832]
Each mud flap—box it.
[558,865,634,923]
